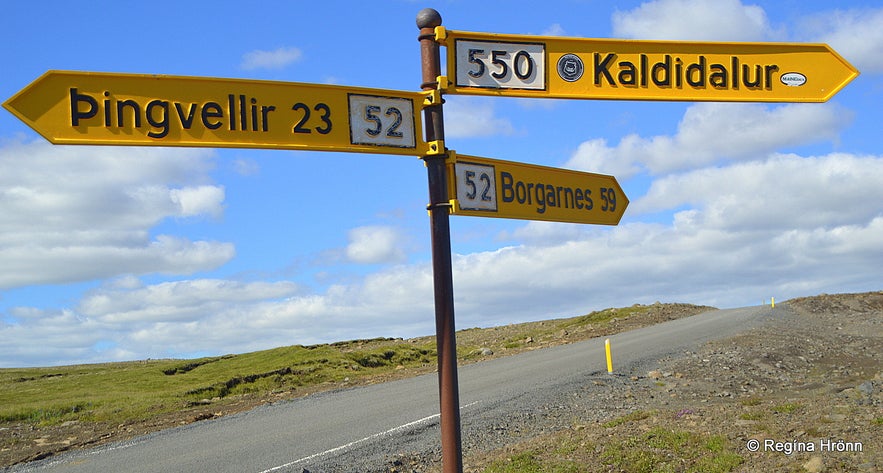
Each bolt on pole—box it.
[417,8,464,473]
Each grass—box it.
[601,409,655,428]
[484,452,545,473]
[0,402,94,426]
[480,410,744,473]
[771,402,802,414]
[0,338,438,427]
[483,450,585,473]
[739,397,763,406]
[2,304,702,431]
[1,302,717,472]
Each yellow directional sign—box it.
[446,153,628,225]
[436,28,859,102]
[3,71,430,155]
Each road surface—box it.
[8,305,777,472]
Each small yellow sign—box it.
[447,153,628,225]
[437,28,859,102]
[3,71,430,155]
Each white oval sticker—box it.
[781,72,807,87]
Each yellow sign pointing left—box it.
[3,71,430,155]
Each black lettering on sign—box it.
[67,89,278,138]
[176,103,197,129]
[594,53,616,86]
[501,171,602,215]
[202,102,223,130]
[70,88,97,125]
[145,100,169,138]
[590,54,780,91]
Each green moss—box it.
[602,410,654,428]
[483,452,543,473]
[772,402,802,414]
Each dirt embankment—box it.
[0,302,713,469]
[449,291,881,473]
[3,292,880,472]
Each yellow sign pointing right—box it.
[438,28,859,102]
[447,153,628,225]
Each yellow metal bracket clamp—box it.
[434,26,448,44]
[424,149,457,216]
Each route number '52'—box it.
[455,40,545,90]
[455,162,498,211]
[348,94,416,149]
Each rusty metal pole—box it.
[417,8,463,473]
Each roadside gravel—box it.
[307,292,881,472]
[4,292,879,472]
[461,292,883,472]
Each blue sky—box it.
[2,0,881,367]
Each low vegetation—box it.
[0,339,436,428]
[465,291,883,472]
[0,303,711,467]
[481,409,745,473]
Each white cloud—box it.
[542,24,566,36]
[0,236,234,289]
[78,279,301,323]
[567,137,640,179]
[443,97,515,138]
[613,2,881,73]
[1,279,303,365]
[4,1,880,371]
[633,152,883,229]
[0,140,233,289]
[345,226,407,264]
[801,8,883,73]
[233,158,260,176]
[240,46,303,70]
[501,221,587,247]
[5,146,881,367]
[566,102,849,178]
[170,186,225,218]
[613,0,774,41]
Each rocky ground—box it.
[2,292,880,472]
[407,291,882,472]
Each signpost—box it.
[448,153,628,225]
[3,71,431,156]
[437,28,859,102]
[2,8,861,473]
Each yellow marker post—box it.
[771,297,775,309]
[605,338,613,374]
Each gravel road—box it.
[10,292,880,473]
[287,306,776,472]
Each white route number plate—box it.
[454,40,546,90]
[455,161,498,211]
[348,94,417,149]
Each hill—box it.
[1,302,711,467]
[442,291,882,473]
[3,292,880,472]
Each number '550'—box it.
[467,48,535,80]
